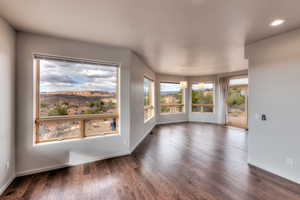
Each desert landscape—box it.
[38,90,118,141]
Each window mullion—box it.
[81,119,86,138]
[35,59,41,143]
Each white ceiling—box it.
[1,0,300,76]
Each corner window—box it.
[144,77,155,122]
[160,82,184,113]
[34,56,119,143]
[191,82,214,113]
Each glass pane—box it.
[227,87,248,128]
[85,118,119,136]
[160,82,184,113]
[39,59,118,117]
[144,78,151,106]
[144,106,154,121]
[144,77,154,121]
[191,83,214,112]
[229,78,248,86]
[160,105,183,113]
[38,120,81,142]
[192,105,214,112]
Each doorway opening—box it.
[227,76,248,129]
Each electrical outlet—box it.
[5,161,10,170]
[255,113,260,120]
[285,157,294,168]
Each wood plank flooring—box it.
[2,122,300,200]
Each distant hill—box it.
[40,91,116,106]
[41,90,115,97]
[160,91,179,95]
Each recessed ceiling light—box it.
[270,19,285,27]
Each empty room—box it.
[1,0,300,199]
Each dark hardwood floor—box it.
[2,122,300,200]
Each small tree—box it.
[48,105,68,116]
[41,103,48,108]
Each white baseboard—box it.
[189,121,224,125]
[16,163,69,177]
[248,160,300,184]
[130,123,156,153]
[68,151,130,166]
[0,175,16,196]
[16,151,129,177]
[157,120,188,125]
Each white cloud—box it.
[40,59,118,93]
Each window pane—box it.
[36,58,119,143]
[85,118,119,136]
[39,59,118,117]
[191,83,214,112]
[229,78,248,86]
[160,82,184,113]
[227,78,248,128]
[144,77,154,121]
[144,106,154,121]
[38,120,81,142]
[144,78,152,106]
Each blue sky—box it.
[40,59,117,93]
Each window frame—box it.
[190,81,215,114]
[159,81,185,114]
[144,76,155,123]
[228,75,248,89]
[34,55,121,144]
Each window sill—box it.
[190,112,216,115]
[160,112,186,115]
[33,132,120,146]
[144,116,155,124]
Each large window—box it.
[34,56,119,143]
[191,82,214,112]
[144,77,155,122]
[160,82,184,113]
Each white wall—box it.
[156,74,189,124]
[0,18,15,194]
[16,32,132,175]
[246,29,300,184]
[129,53,156,152]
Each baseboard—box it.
[16,151,129,177]
[130,122,156,153]
[16,163,69,177]
[0,175,16,196]
[68,151,130,166]
[248,161,300,184]
[188,121,223,125]
[157,120,188,125]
